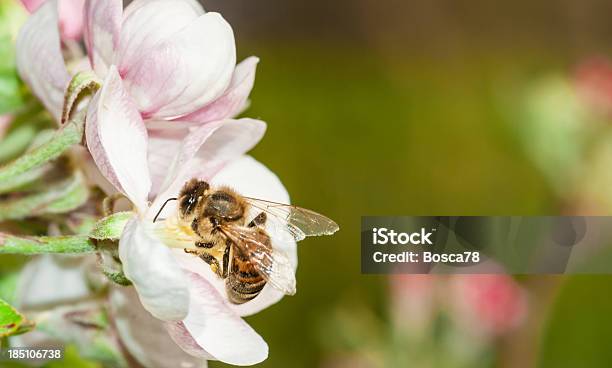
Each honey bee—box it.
[154,179,339,304]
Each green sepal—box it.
[61,71,101,125]
[89,212,133,241]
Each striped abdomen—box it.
[226,246,267,304]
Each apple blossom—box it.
[84,65,297,365]
[449,275,527,338]
[16,0,258,129]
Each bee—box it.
[154,179,339,304]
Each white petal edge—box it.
[168,271,268,365]
[119,218,189,321]
[16,0,70,121]
[110,287,206,368]
[176,156,297,317]
[83,0,122,77]
[85,66,151,211]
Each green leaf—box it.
[0,234,96,255]
[0,171,89,221]
[0,1,27,115]
[0,110,85,185]
[0,298,33,338]
[89,212,133,241]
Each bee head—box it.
[178,179,210,219]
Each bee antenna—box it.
[153,198,178,223]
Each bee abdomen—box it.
[226,258,266,304]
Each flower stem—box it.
[0,233,96,255]
[0,110,85,185]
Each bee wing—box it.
[220,225,296,295]
[244,197,339,242]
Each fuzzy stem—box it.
[0,233,96,255]
[0,110,85,185]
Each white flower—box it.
[86,65,297,365]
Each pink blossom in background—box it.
[449,275,527,338]
[389,274,437,333]
[20,0,85,40]
[575,57,612,117]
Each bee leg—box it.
[248,212,267,228]
[196,242,214,248]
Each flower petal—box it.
[16,255,93,308]
[174,57,259,124]
[176,156,297,317]
[168,271,268,365]
[16,0,70,121]
[147,129,188,198]
[85,66,151,210]
[118,5,235,118]
[110,287,206,368]
[150,119,266,217]
[119,218,189,321]
[83,0,122,76]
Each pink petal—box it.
[110,287,205,368]
[119,218,190,321]
[83,0,122,76]
[20,0,45,12]
[86,66,151,211]
[16,0,71,122]
[174,156,297,317]
[174,56,259,124]
[167,271,268,365]
[22,0,85,40]
[149,119,266,217]
[118,5,235,118]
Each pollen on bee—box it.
[153,215,199,250]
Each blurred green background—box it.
[200,1,612,367]
[3,0,612,367]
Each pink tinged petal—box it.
[58,0,85,40]
[175,156,297,317]
[119,218,190,321]
[20,0,45,13]
[175,57,259,124]
[83,0,122,76]
[169,271,268,365]
[85,66,151,211]
[110,287,206,368]
[118,8,236,118]
[150,119,266,217]
[147,129,189,198]
[16,0,70,121]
